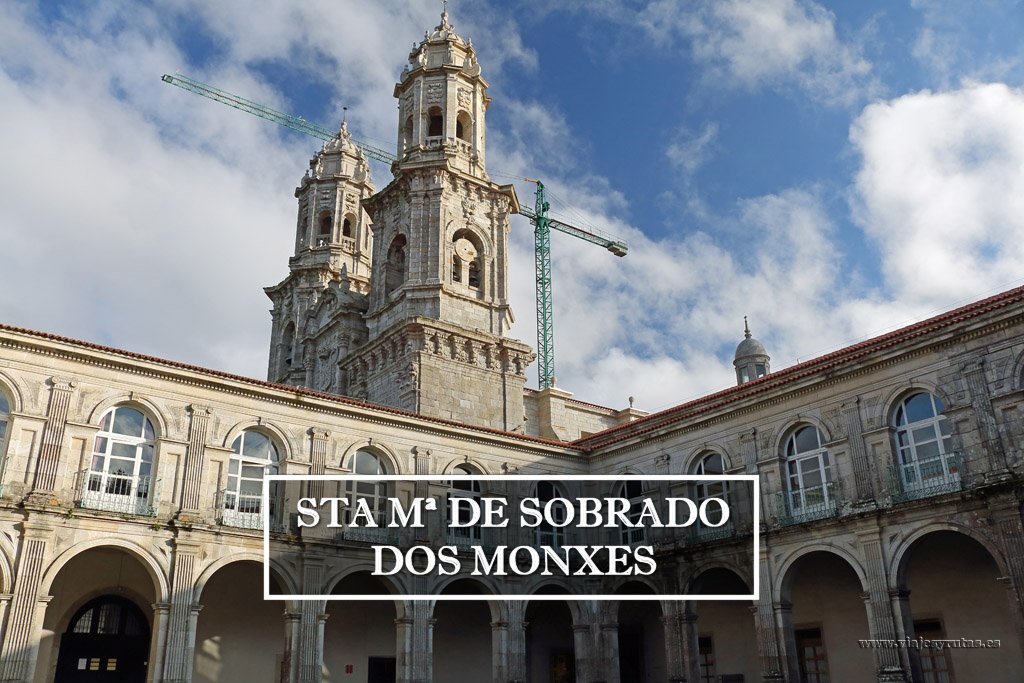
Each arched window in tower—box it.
[452,230,483,293]
[447,464,482,543]
[385,235,407,296]
[456,111,472,142]
[783,425,833,518]
[893,391,957,494]
[451,254,462,282]
[404,116,414,149]
[282,322,296,373]
[84,405,155,515]
[342,214,354,238]
[467,261,480,289]
[345,448,390,528]
[224,430,280,529]
[427,106,444,137]
[318,211,332,246]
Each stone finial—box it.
[744,315,751,339]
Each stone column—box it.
[991,497,1024,656]
[661,606,684,682]
[490,618,509,683]
[773,602,797,683]
[571,623,594,682]
[178,405,210,516]
[297,563,325,683]
[680,610,700,683]
[0,521,53,683]
[504,600,528,683]
[29,376,76,496]
[282,611,301,683]
[599,622,620,683]
[889,589,921,682]
[396,601,432,683]
[148,603,170,683]
[159,539,201,683]
[752,552,785,682]
[856,528,907,681]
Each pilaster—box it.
[29,376,76,496]
[0,521,54,683]
[179,404,211,515]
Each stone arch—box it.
[448,225,492,256]
[774,542,868,602]
[1011,350,1024,391]
[890,522,1009,588]
[323,563,410,616]
[439,456,491,476]
[523,581,586,623]
[86,394,169,439]
[0,536,14,593]
[220,419,294,462]
[684,562,752,595]
[40,538,170,603]
[879,381,953,430]
[684,444,732,474]
[192,553,299,605]
[0,369,25,413]
[429,575,505,623]
[774,415,834,456]
[51,585,155,637]
[455,110,472,142]
[339,440,403,475]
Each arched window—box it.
[456,111,472,142]
[385,235,407,296]
[452,231,482,292]
[447,464,482,544]
[342,215,354,238]
[223,430,280,529]
[56,596,149,679]
[893,391,957,492]
[403,116,414,148]
[0,392,9,454]
[692,452,728,525]
[345,449,390,527]
[616,479,646,545]
[534,481,568,549]
[281,321,296,374]
[427,107,443,137]
[317,211,332,246]
[451,254,462,282]
[783,425,832,515]
[84,406,155,514]
[467,261,480,290]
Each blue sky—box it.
[3,0,1024,412]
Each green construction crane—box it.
[162,73,628,391]
[161,73,397,164]
[519,180,627,390]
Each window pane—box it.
[242,432,270,459]
[355,450,381,475]
[112,408,145,438]
[904,393,936,423]
[794,427,820,454]
[0,394,8,413]
[111,442,136,459]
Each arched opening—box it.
[899,530,1023,681]
[455,111,471,142]
[891,391,959,497]
[384,235,407,297]
[281,322,296,374]
[403,116,413,151]
[427,107,443,137]
[782,425,833,519]
[615,479,646,545]
[447,464,482,544]
[342,214,355,238]
[691,452,730,529]
[432,579,493,683]
[323,572,399,683]
[83,405,156,515]
[0,390,9,460]
[318,211,333,245]
[451,230,483,294]
[690,568,757,682]
[526,585,574,683]
[41,546,160,683]
[780,551,871,682]
[194,561,287,683]
[55,596,150,682]
[616,581,665,683]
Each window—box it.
[447,464,482,544]
[534,481,567,549]
[223,430,280,528]
[0,392,9,452]
[467,261,480,289]
[428,107,443,137]
[692,452,728,525]
[318,211,332,246]
[345,448,389,526]
[452,231,483,293]
[84,406,155,514]
[456,111,472,142]
[616,479,646,544]
[796,627,829,683]
[342,215,354,238]
[915,619,954,682]
[784,426,832,515]
[403,116,414,149]
[894,392,957,491]
[755,363,767,378]
[282,322,296,373]
[698,636,715,683]
[385,235,407,296]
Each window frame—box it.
[893,391,957,491]
[783,426,832,515]
[447,464,483,544]
[223,429,281,528]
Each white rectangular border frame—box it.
[263,474,760,601]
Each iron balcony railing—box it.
[78,469,157,516]
[219,489,288,532]
[888,452,963,503]
[338,507,398,544]
[691,519,737,544]
[774,481,838,527]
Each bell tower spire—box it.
[339,10,534,430]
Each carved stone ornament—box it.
[426,81,444,104]
[457,87,471,109]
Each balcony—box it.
[219,490,288,532]
[78,470,157,517]
[691,519,737,544]
[774,482,837,527]
[888,453,963,504]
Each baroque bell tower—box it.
[339,10,535,429]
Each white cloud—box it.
[636,0,877,106]
[850,83,1024,309]
[666,122,720,176]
